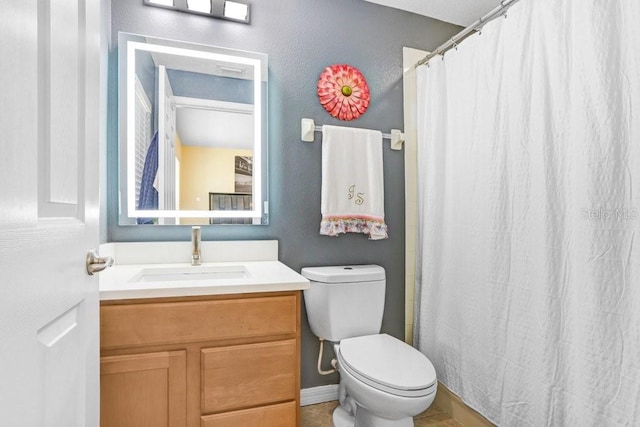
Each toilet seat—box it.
[337,334,437,398]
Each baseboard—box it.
[300,384,340,406]
[434,382,495,427]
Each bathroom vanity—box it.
[98,241,309,427]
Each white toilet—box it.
[301,265,437,427]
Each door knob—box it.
[86,249,114,275]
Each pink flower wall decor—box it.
[317,64,370,121]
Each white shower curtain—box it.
[415,0,640,425]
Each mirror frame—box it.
[118,32,268,225]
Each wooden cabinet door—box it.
[101,350,187,427]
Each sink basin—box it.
[130,265,249,283]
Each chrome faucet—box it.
[191,226,201,266]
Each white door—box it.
[0,1,102,426]
[158,65,177,224]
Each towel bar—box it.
[301,118,404,151]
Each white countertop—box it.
[98,241,310,300]
[100,260,310,300]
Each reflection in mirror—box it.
[118,33,268,225]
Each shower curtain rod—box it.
[415,0,522,68]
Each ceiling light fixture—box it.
[223,1,249,21]
[186,0,211,13]
[143,0,250,24]
[147,0,174,6]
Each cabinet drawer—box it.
[200,401,296,427]
[201,340,297,413]
[101,295,297,349]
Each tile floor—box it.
[301,401,463,426]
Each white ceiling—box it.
[176,107,254,150]
[362,0,503,26]
[151,52,254,81]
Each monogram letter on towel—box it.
[320,125,388,240]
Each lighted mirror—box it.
[118,32,268,225]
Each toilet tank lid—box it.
[301,265,385,283]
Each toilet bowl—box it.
[301,265,438,427]
[335,334,436,426]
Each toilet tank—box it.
[301,265,385,342]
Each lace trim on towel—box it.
[320,216,388,240]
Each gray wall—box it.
[108,0,459,389]
[135,50,156,110]
[167,70,254,103]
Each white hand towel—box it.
[320,125,388,240]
